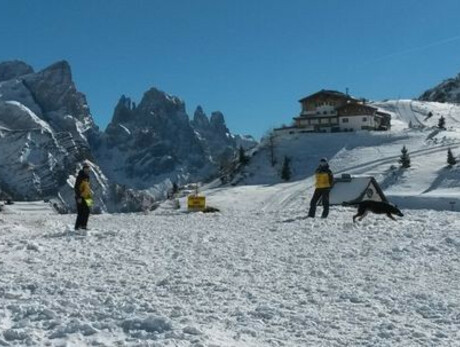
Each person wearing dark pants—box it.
[308,158,334,218]
[75,198,90,230]
[74,163,92,230]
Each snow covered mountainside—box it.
[92,92,250,190]
[0,60,110,209]
[211,100,460,213]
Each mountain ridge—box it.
[419,73,460,103]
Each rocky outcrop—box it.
[0,60,147,212]
[191,107,236,166]
[0,61,99,206]
[94,88,219,189]
[419,73,460,103]
[234,134,258,150]
[94,87,256,190]
[0,60,33,82]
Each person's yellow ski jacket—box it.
[315,167,333,189]
[74,170,92,199]
[79,180,92,199]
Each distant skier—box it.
[74,163,92,230]
[307,158,334,218]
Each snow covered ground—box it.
[1,201,460,346]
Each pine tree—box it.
[281,156,291,181]
[399,146,411,168]
[172,182,179,195]
[438,116,446,129]
[238,146,249,165]
[447,148,457,167]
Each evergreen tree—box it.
[438,116,446,129]
[447,148,457,167]
[172,182,179,195]
[399,146,411,168]
[238,146,249,165]
[281,156,291,181]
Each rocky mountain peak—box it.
[137,87,186,117]
[39,60,73,85]
[0,60,103,209]
[192,106,210,129]
[210,111,230,134]
[20,60,94,128]
[95,87,245,190]
[112,95,135,125]
[0,60,34,82]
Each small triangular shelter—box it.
[319,174,387,205]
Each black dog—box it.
[344,200,404,222]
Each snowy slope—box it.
[200,100,460,213]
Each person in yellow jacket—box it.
[74,163,92,230]
[308,158,334,218]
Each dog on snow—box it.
[343,200,404,222]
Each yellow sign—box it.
[187,196,206,211]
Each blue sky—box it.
[1,0,460,139]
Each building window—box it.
[342,118,349,123]
[362,117,367,122]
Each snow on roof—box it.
[299,89,353,102]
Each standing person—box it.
[308,158,334,218]
[74,163,92,230]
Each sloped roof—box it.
[299,89,356,103]
[376,110,391,118]
[321,175,387,205]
